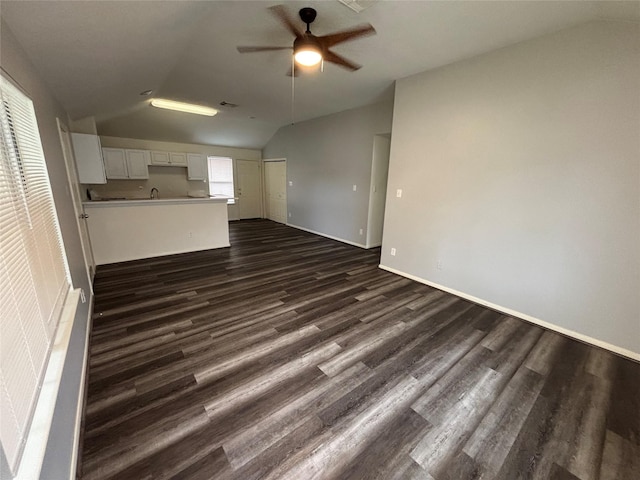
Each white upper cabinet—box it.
[169,152,188,166]
[150,151,188,167]
[103,148,128,179]
[187,153,207,181]
[71,133,106,184]
[126,150,150,179]
[103,148,149,179]
[150,151,170,165]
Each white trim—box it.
[379,264,640,362]
[14,289,81,480]
[287,223,367,249]
[365,242,382,249]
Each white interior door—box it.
[264,160,287,224]
[57,119,96,285]
[236,160,262,219]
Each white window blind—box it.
[207,156,235,204]
[0,74,71,475]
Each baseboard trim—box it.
[287,223,367,249]
[379,264,640,362]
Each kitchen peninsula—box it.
[83,196,230,265]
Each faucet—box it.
[150,187,159,199]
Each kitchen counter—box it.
[83,197,230,265]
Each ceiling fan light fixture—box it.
[150,98,218,116]
[293,35,322,67]
[294,47,322,66]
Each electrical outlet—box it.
[188,232,193,238]
[288,180,293,186]
[353,184,357,191]
[390,248,396,256]
[288,212,292,218]
[437,261,443,271]
[396,189,402,198]
[359,228,363,235]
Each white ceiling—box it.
[2,1,638,149]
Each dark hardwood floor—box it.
[81,219,639,480]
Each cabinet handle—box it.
[80,213,89,219]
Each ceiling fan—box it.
[237,5,376,74]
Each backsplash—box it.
[85,166,208,200]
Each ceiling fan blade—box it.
[237,46,292,53]
[323,50,361,71]
[269,5,303,39]
[319,24,376,48]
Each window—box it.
[207,156,235,204]
[0,74,71,475]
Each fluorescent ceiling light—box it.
[150,98,218,116]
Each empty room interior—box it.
[1,1,639,479]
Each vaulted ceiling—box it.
[2,1,638,149]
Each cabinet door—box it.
[102,148,128,179]
[71,133,106,184]
[151,151,170,165]
[187,153,207,180]
[126,150,150,179]
[170,152,187,166]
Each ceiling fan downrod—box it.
[299,7,317,34]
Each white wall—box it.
[263,101,393,246]
[1,20,93,479]
[382,20,640,357]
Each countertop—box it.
[83,196,230,207]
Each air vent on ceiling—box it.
[220,101,239,108]
[338,0,377,13]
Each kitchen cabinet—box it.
[150,151,170,165]
[126,150,150,179]
[103,148,128,179]
[150,151,188,167]
[71,133,106,184]
[169,152,188,166]
[187,153,207,181]
[103,148,149,179]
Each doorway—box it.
[264,160,287,224]
[366,135,391,248]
